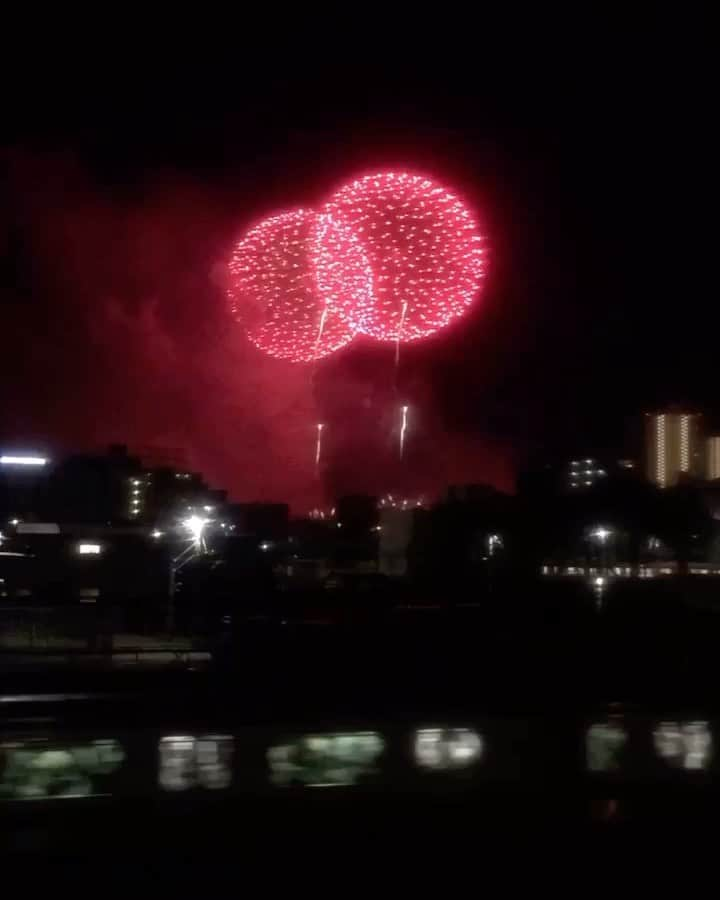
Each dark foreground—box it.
[4,582,720,874]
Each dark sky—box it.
[0,13,716,507]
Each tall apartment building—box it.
[646,411,702,488]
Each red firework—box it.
[227,208,372,363]
[321,172,485,342]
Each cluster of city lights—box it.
[227,172,485,363]
[378,494,426,510]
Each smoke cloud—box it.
[0,152,512,511]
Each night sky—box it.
[0,15,715,508]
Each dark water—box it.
[4,581,720,856]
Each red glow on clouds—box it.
[227,208,372,363]
[1,154,508,510]
[323,171,485,342]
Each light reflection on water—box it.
[158,735,234,791]
[413,728,484,770]
[586,721,627,772]
[653,721,712,770]
[2,718,715,800]
[268,731,384,787]
[0,739,124,800]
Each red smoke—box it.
[0,152,511,510]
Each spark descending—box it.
[315,422,325,474]
[399,405,409,460]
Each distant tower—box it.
[646,411,702,487]
[707,436,720,481]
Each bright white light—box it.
[591,527,612,543]
[8,519,20,527]
[259,541,273,551]
[151,530,164,539]
[487,533,503,556]
[203,505,213,513]
[77,543,102,555]
[0,455,48,466]
[594,577,605,586]
[653,721,712,770]
[413,728,483,770]
[183,516,208,543]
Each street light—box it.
[0,455,48,466]
[77,543,102,555]
[588,526,615,607]
[183,516,208,545]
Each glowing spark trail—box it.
[315,423,325,474]
[399,405,409,460]
[313,304,330,362]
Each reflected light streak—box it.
[268,731,384,787]
[413,728,484,770]
[158,735,233,792]
[586,721,627,772]
[653,721,712,770]
[0,739,124,800]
